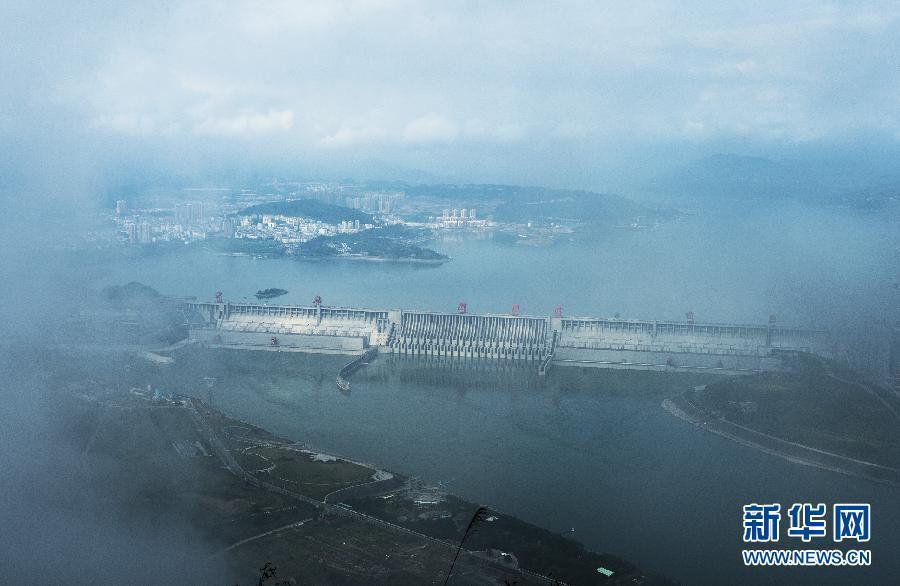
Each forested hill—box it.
[240,199,373,224]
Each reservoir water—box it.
[93,200,898,584]
[86,199,898,326]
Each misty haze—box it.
[1,2,899,585]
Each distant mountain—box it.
[648,154,807,200]
[648,153,900,209]
[391,183,536,201]
[365,182,658,225]
[831,182,900,211]
[240,199,373,224]
[491,189,653,225]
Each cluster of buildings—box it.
[114,199,218,245]
[122,219,154,244]
[175,202,204,226]
[430,208,488,229]
[345,191,404,214]
[113,193,378,247]
[230,214,373,244]
[111,181,494,248]
[288,183,404,214]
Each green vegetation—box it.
[208,224,445,262]
[296,225,447,262]
[214,412,661,584]
[255,288,288,300]
[234,445,373,500]
[240,198,373,224]
[688,354,900,467]
[102,281,161,305]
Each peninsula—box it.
[664,354,900,484]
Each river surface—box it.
[93,201,898,585]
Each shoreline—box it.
[293,253,449,264]
[191,396,655,584]
[662,395,900,487]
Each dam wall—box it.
[191,327,367,353]
[390,311,549,360]
[186,301,391,353]
[552,316,832,372]
[554,347,781,374]
[554,317,832,355]
[185,300,833,373]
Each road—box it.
[183,399,565,585]
[222,518,313,553]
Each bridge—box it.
[185,299,834,375]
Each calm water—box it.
[98,202,898,584]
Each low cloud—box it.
[3,0,899,185]
[402,114,460,144]
[193,108,295,135]
[319,125,388,148]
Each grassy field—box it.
[235,445,374,500]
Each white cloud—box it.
[402,114,459,144]
[91,113,164,135]
[319,125,388,148]
[707,59,760,76]
[192,109,294,135]
[463,119,524,142]
[42,0,900,152]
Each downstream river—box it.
[94,200,898,585]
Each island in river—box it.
[255,288,288,300]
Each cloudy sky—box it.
[2,0,899,189]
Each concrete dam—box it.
[186,299,833,375]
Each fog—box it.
[1,1,899,584]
